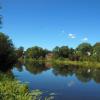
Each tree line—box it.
[24,40,100,62]
[0,32,100,69]
[52,43,100,62]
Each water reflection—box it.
[92,69,100,83]
[0,61,100,84]
[1,61,100,100]
[52,64,100,83]
[15,61,24,72]
[75,68,93,83]
[52,64,76,77]
[25,61,49,75]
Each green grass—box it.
[52,59,100,68]
[0,73,54,100]
[0,74,42,100]
[20,57,100,68]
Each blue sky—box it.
[1,0,100,50]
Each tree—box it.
[0,32,17,70]
[53,46,69,58]
[25,46,49,59]
[52,46,60,58]
[59,46,69,58]
[16,46,24,58]
[68,48,75,60]
[92,42,100,62]
[94,42,100,47]
[77,43,92,56]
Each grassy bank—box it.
[0,73,54,100]
[19,58,100,68]
[52,59,100,68]
[0,74,54,100]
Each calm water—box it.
[11,62,100,100]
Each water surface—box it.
[12,62,100,100]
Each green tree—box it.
[68,48,75,60]
[77,43,92,56]
[25,46,49,59]
[0,32,17,70]
[52,46,60,58]
[94,42,100,47]
[92,42,100,62]
[59,46,69,58]
[53,46,69,58]
[76,43,92,61]
[16,46,24,58]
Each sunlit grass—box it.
[0,74,54,100]
[24,58,100,68]
[0,74,42,100]
[52,59,100,68]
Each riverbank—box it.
[23,58,100,68]
[52,60,100,68]
[0,73,43,100]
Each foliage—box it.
[0,74,31,100]
[52,59,100,68]
[0,32,100,71]
[53,46,70,58]
[0,32,17,70]
[16,46,24,59]
[76,43,92,56]
[92,42,100,62]
[25,46,50,59]
[0,73,54,100]
[76,43,93,61]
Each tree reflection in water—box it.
[1,61,100,84]
[15,61,24,72]
[25,61,49,75]
[52,63,100,83]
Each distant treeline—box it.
[24,40,100,62]
[0,32,100,69]
[24,42,100,62]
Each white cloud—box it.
[82,37,88,41]
[68,33,76,39]
[61,30,76,39]
[61,30,89,42]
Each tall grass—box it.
[0,73,54,100]
[0,74,42,100]
[52,59,100,68]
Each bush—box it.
[0,33,17,71]
[0,74,43,100]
